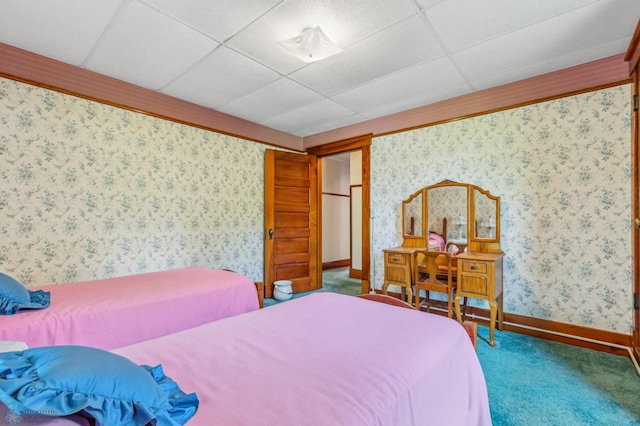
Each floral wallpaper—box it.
[1,75,633,334]
[371,85,633,334]
[0,77,267,285]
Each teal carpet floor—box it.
[264,266,361,307]
[478,326,640,426]
[264,268,640,425]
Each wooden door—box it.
[264,150,318,297]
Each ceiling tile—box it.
[425,0,599,53]
[469,37,631,92]
[414,0,444,9]
[361,83,472,120]
[162,46,281,109]
[333,57,467,112]
[0,0,124,66]
[261,99,355,135]
[143,0,282,42]
[226,0,418,74]
[289,15,445,96]
[218,78,324,123]
[85,0,218,90]
[453,0,640,80]
[297,114,367,137]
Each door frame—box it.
[632,69,640,364]
[307,134,372,294]
[625,23,640,364]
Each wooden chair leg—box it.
[462,296,468,320]
[462,320,478,351]
[423,290,430,312]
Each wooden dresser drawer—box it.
[460,260,488,274]
[386,265,409,283]
[382,247,420,302]
[386,252,409,265]
[454,251,504,347]
[459,275,489,296]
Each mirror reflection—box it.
[474,189,497,239]
[427,186,468,249]
[403,191,423,236]
[400,181,501,250]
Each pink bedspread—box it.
[0,403,89,426]
[114,292,492,425]
[0,267,259,350]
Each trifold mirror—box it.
[401,180,501,253]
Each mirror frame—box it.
[402,180,501,253]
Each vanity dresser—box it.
[382,189,439,302]
[383,180,504,347]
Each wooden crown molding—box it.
[0,42,303,151]
[0,42,632,153]
[624,19,640,73]
[303,54,631,148]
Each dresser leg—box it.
[488,300,497,347]
[497,293,504,331]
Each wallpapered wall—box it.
[1,76,633,334]
[0,77,266,285]
[371,85,633,334]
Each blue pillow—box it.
[0,273,50,315]
[0,346,198,426]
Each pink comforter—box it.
[0,267,259,350]
[114,292,491,425]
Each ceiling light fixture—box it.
[278,26,342,63]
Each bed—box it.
[0,292,490,425]
[109,292,492,425]
[0,267,259,350]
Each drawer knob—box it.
[470,262,477,270]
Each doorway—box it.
[262,137,371,306]
[307,134,372,295]
[320,152,363,294]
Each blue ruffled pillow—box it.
[0,346,198,426]
[0,273,50,315]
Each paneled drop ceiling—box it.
[1,0,638,138]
